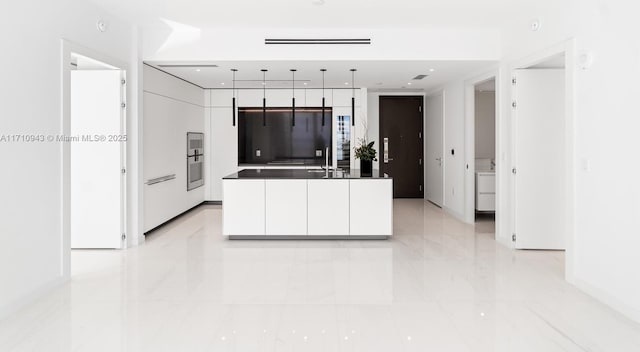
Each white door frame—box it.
[61,40,136,277]
[463,69,500,235]
[508,39,577,282]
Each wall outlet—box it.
[255,149,261,157]
[316,149,322,157]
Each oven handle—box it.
[145,174,176,185]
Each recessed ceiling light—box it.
[195,68,201,72]
[262,82,266,85]
[344,82,349,85]
[220,82,225,85]
[429,68,435,72]
[407,82,412,85]
[303,82,308,85]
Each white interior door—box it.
[514,69,565,250]
[425,93,444,206]
[71,70,124,249]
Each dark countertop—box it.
[223,168,391,180]
[239,159,324,167]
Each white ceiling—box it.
[145,60,496,90]
[89,0,546,29]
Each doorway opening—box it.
[378,96,424,198]
[63,45,127,277]
[424,92,444,207]
[473,78,496,235]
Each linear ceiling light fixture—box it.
[290,69,297,126]
[350,69,356,126]
[231,69,237,126]
[262,69,267,126]
[265,38,371,45]
[321,69,327,126]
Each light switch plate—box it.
[316,149,322,157]
[256,149,261,157]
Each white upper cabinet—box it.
[266,89,305,107]
[237,89,264,107]
[305,89,333,107]
[332,89,361,107]
[210,89,234,107]
[209,88,361,108]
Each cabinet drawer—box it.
[476,174,495,193]
[476,193,495,212]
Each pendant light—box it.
[350,69,356,126]
[290,69,296,126]
[321,69,326,126]
[231,69,237,126]
[261,69,267,126]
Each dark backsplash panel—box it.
[238,107,332,165]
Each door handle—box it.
[383,137,390,163]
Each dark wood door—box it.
[379,96,424,198]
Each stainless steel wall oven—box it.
[187,132,204,191]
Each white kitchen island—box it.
[222,169,393,239]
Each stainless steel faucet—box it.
[323,147,331,170]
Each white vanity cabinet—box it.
[475,172,496,212]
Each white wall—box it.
[498,0,640,322]
[0,0,135,318]
[474,91,496,160]
[142,27,500,61]
[143,65,205,231]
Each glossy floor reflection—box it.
[1,200,640,351]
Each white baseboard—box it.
[0,276,68,321]
[572,277,640,324]
[443,205,466,223]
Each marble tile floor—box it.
[1,199,639,351]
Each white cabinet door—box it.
[238,89,263,107]
[349,180,393,236]
[211,107,238,201]
[476,174,495,193]
[476,193,495,211]
[265,180,307,235]
[306,89,333,107]
[308,180,349,235]
[223,180,265,235]
[266,89,305,107]
[210,89,233,107]
[332,88,361,107]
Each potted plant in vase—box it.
[354,137,377,176]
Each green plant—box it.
[354,138,377,161]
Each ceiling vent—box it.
[412,74,429,80]
[265,38,371,45]
[157,64,219,68]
